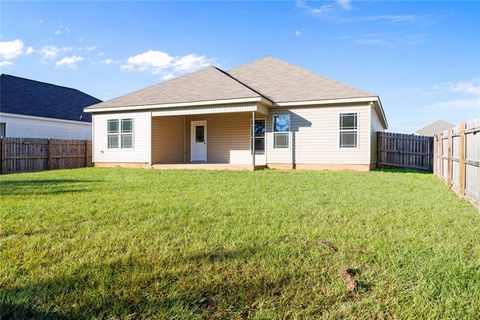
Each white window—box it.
[339,113,358,148]
[0,122,5,137]
[107,118,133,149]
[273,114,290,149]
[251,119,265,154]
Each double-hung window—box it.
[273,114,290,149]
[339,113,358,148]
[251,119,265,154]
[107,118,133,149]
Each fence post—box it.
[47,139,52,170]
[458,122,466,197]
[84,140,88,167]
[447,129,453,187]
[432,134,437,175]
[376,133,381,168]
[0,137,5,174]
[439,133,444,178]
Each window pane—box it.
[121,119,133,133]
[274,115,290,132]
[121,134,133,148]
[108,119,119,133]
[0,123,5,137]
[340,131,357,148]
[254,120,265,136]
[195,125,204,142]
[274,132,289,148]
[108,134,119,148]
[254,137,265,154]
[340,113,357,130]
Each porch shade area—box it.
[151,112,265,165]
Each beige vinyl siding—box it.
[266,104,371,165]
[151,116,184,163]
[185,112,252,164]
[370,106,385,164]
[92,111,151,163]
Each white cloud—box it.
[55,55,83,68]
[336,0,351,10]
[162,73,175,81]
[345,33,426,46]
[425,98,480,110]
[435,78,480,96]
[122,50,174,73]
[25,47,34,55]
[122,50,215,78]
[295,30,302,36]
[54,25,71,35]
[0,61,14,68]
[173,54,212,72]
[0,39,24,60]
[364,15,417,23]
[296,0,333,15]
[100,58,120,65]
[39,46,73,60]
[85,46,97,52]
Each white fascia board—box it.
[84,97,267,113]
[0,112,92,126]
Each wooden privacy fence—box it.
[377,132,433,171]
[433,117,480,211]
[0,137,92,174]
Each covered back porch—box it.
[150,104,268,169]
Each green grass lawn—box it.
[1,168,479,319]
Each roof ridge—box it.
[214,66,272,103]
[0,73,84,93]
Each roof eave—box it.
[84,96,270,113]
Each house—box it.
[0,74,101,139]
[85,57,388,171]
[415,120,455,137]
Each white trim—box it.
[273,97,377,107]
[85,97,268,113]
[190,120,207,162]
[0,112,91,126]
[152,104,258,117]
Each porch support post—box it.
[252,111,256,169]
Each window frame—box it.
[339,112,358,149]
[107,118,134,149]
[251,119,266,155]
[272,114,290,149]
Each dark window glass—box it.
[340,132,357,148]
[108,119,119,133]
[195,126,204,142]
[274,132,289,148]
[121,134,133,148]
[340,113,357,130]
[0,123,5,137]
[121,119,133,133]
[108,135,119,148]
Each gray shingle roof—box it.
[87,66,262,109]
[1,74,100,122]
[228,56,375,103]
[415,120,455,136]
[86,56,376,110]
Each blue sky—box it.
[1,0,479,132]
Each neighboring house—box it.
[85,56,388,171]
[415,120,455,137]
[0,74,101,139]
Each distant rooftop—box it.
[415,120,455,136]
[0,74,101,122]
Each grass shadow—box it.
[373,167,432,174]
[0,179,102,196]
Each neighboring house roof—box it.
[228,56,374,103]
[89,66,264,110]
[415,120,455,136]
[0,74,101,122]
